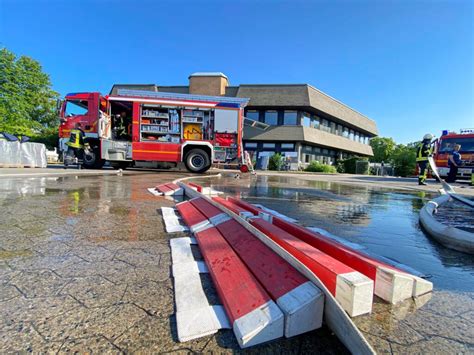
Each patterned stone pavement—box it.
[1,171,472,353]
[0,172,346,354]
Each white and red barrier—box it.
[175,201,210,233]
[227,197,432,302]
[189,197,230,225]
[150,182,184,196]
[212,196,255,219]
[187,182,203,192]
[273,217,431,301]
[195,226,284,348]
[215,219,324,337]
[227,196,261,215]
[174,180,376,353]
[249,218,374,317]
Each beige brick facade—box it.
[189,74,229,96]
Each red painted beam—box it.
[175,200,209,232]
[187,182,203,192]
[216,219,323,336]
[156,183,173,193]
[212,197,256,218]
[165,183,181,190]
[275,217,379,280]
[226,196,261,215]
[272,217,421,303]
[190,197,229,225]
[195,226,284,347]
[249,218,373,316]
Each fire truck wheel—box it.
[184,149,211,173]
[82,147,105,169]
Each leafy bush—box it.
[268,153,283,171]
[392,144,417,177]
[305,161,337,173]
[339,157,358,174]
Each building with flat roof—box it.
[110,72,377,167]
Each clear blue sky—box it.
[1,0,472,143]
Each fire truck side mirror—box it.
[56,99,63,111]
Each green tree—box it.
[369,137,396,163]
[0,48,59,140]
[391,143,418,177]
[268,153,283,171]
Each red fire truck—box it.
[58,89,249,172]
[434,129,474,179]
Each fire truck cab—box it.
[58,90,249,173]
[434,129,474,179]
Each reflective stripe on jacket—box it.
[416,142,432,162]
[66,129,84,149]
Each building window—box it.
[262,143,276,150]
[264,111,278,125]
[245,142,258,149]
[355,132,360,142]
[330,122,336,134]
[281,143,295,150]
[246,110,259,121]
[337,124,343,136]
[321,119,330,133]
[283,111,297,125]
[343,127,349,138]
[314,147,321,153]
[305,154,310,163]
[312,116,320,129]
[349,129,354,140]
[302,114,311,127]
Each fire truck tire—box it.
[82,147,105,169]
[184,149,211,173]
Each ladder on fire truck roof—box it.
[114,89,250,108]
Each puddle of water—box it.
[194,174,474,293]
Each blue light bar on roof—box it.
[116,89,249,108]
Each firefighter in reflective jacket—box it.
[416,133,434,185]
[65,123,85,167]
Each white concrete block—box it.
[258,212,273,223]
[176,305,231,342]
[170,237,195,264]
[233,300,284,348]
[276,281,324,337]
[172,260,208,278]
[411,276,433,297]
[375,267,414,304]
[335,271,374,317]
[209,213,232,226]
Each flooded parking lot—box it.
[1,171,473,353]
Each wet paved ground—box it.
[0,172,345,353]
[1,170,473,353]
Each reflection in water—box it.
[194,174,474,293]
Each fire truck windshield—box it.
[64,100,89,117]
[439,137,474,153]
